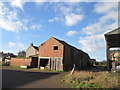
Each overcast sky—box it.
[0,0,119,61]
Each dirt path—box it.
[2,68,69,88]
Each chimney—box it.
[30,43,33,46]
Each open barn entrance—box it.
[40,58,49,67]
[31,57,38,68]
[38,57,62,71]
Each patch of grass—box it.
[61,71,120,88]
[51,70,63,72]
[9,66,21,68]
[9,66,23,70]
[4,66,63,72]
[61,75,100,88]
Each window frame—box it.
[53,45,59,50]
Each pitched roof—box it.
[53,37,88,55]
[0,52,16,58]
[39,37,89,56]
[33,46,39,51]
[105,27,120,35]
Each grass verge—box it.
[61,71,120,88]
[2,66,63,72]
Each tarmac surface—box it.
[2,68,69,88]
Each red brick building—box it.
[11,37,91,71]
[38,37,91,71]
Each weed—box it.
[61,71,120,88]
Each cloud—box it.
[0,1,43,32]
[58,4,73,15]
[48,17,60,23]
[11,0,25,10]
[65,13,84,26]
[94,2,118,14]
[8,42,16,47]
[79,34,105,53]
[0,1,29,32]
[0,18,28,32]
[82,2,118,36]
[50,2,84,26]
[8,42,26,50]
[66,31,77,36]
[79,2,118,53]
[0,19,18,32]
[35,0,47,6]
[31,24,42,30]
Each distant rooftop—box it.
[105,27,120,35]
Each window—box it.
[53,46,58,50]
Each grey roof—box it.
[0,52,16,58]
[105,27,120,35]
[33,46,39,51]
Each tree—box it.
[99,60,107,65]
[18,51,26,57]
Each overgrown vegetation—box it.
[61,71,120,88]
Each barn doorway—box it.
[31,57,38,68]
[40,59,49,67]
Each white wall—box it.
[26,46,37,57]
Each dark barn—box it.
[38,37,91,71]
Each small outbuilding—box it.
[11,57,38,68]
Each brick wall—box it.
[39,37,64,57]
[11,58,31,66]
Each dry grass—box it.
[61,71,120,88]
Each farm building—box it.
[104,27,120,71]
[11,43,39,68]
[38,37,91,71]
[11,37,91,71]
[26,43,39,57]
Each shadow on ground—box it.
[2,69,66,88]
